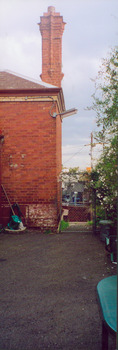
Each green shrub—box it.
[59,220,69,231]
[87,221,93,226]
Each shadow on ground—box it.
[0,224,117,350]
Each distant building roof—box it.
[0,70,58,90]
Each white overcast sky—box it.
[0,0,118,170]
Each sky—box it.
[0,0,118,170]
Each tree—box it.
[91,47,118,144]
[89,47,118,229]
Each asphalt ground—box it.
[0,226,117,350]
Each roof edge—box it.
[0,70,58,89]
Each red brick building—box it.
[0,6,66,230]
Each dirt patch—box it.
[0,226,116,350]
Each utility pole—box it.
[85,132,106,235]
[85,132,97,233]
[90,132,93,169]
[85,132,103,169]
[85,132,95,169]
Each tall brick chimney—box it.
[38,6,66,87]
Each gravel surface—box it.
[0,226,117,350]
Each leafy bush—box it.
[87,221,93,226]
[59,220,69,231]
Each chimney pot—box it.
[48,6,55,13]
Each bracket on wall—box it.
[48,96,78,120]
[49,97,56,117]
[52,108,78,120]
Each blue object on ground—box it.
[97,275,117,350]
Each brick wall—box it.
[0,99,62,230]
[56,111,62,217]
[0,144,1,223]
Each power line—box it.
[63,132,104,167]
[63,146,85,164]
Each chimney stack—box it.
[38,6,66,87]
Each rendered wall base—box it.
[1,203,59,232]
[26,203,58,230]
